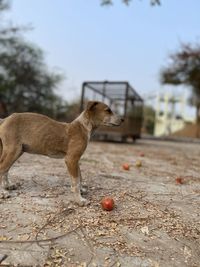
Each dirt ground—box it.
[0,139,199,267]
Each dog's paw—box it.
[76,197,90,207]
[0,190,11,199]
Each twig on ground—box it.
[0,206,78,247]
[0,254,7,264]
[0,226,81,245]
[99,172,125,180]
[75,221,96,267]
[126,191,147,201]
[31,176,47,187]
[35,206,75,248]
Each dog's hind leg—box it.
[0,145,23,198]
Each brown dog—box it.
[0,101,123,205]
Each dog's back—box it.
[0,113,69,157]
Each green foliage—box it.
[161,43,200,137]
[143,105,155,134]
[0,0,66,119]
[0,0,9,11]
[0,38,63,115]
[101,0,161,6]
[161,44,200,108]
[64,101,80,122]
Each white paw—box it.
[76,196,90,207]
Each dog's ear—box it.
[86,101,98,111]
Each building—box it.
[154,92,195,137]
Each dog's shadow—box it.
[8,172,71,199]
[8,172,89,205]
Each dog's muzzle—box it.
[104,116,124,127]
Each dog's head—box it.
[86,101,124,128]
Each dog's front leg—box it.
[78,165,88,195]
[65,156,88,206]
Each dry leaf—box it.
[141,226,149,235]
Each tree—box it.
[101,0,161,6]
[160,44,200,137]
[143,105,155,134]
[0,0,64,118]
[0,38,63,115]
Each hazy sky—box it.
[6,0,200,111]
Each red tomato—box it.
[122,163,130,171]
[176,177,184,185]
[101,197,115,211]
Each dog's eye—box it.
[106,108,112,114]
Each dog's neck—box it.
[74,111,97,136]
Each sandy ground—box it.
[0,139,199,267]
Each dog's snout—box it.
[121,117,125,122]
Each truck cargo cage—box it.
[80,81,143,142]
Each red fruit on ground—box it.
[122,163,130,170]
[139,152,145,157]
[101,197,115,211]
[176,177,184,185]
